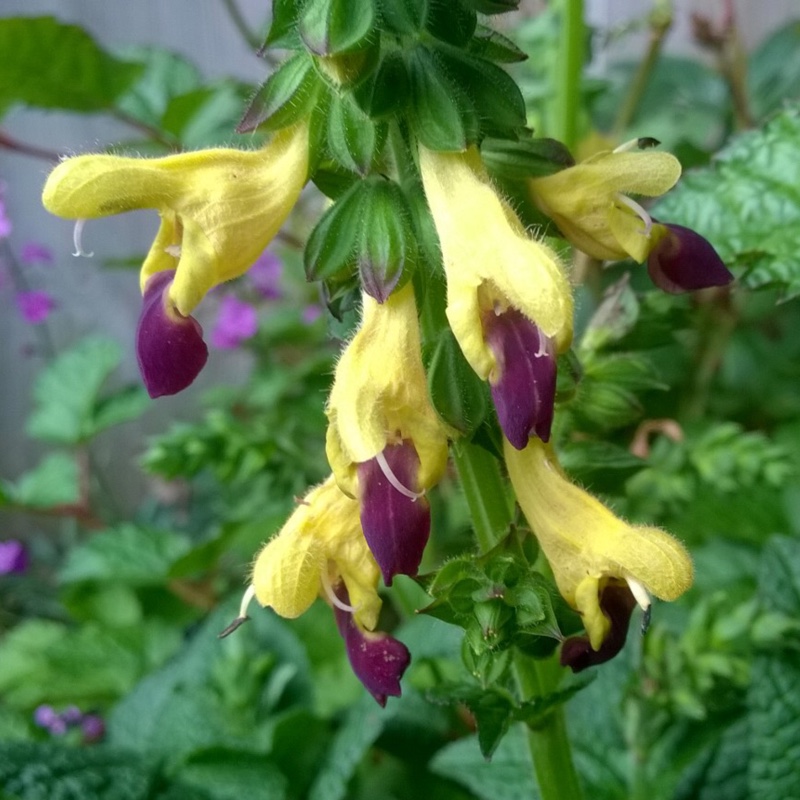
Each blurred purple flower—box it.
[301,304,323,325]
[81,714,106,743]
[0,540,28,574]
[33,705,58,729]
[20,242,54,266]
[0,197,11,239]
[15,290,56,324]
[211,294,259,349]
[61,705,82,725]
[248,250,283,299]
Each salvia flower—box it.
[419,146,572,448]
[237,476,409,703]
[42,122,309,394]
[325,283,450,583]
[15,290,56,325]
[504,437,693,664]
[530,147,682,262]
[647,222,734,293]
[0,539,28,574]
[210,294,259,350]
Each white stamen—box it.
[376,450,424,501]
[164,244,182,258]
[72,219,94,257]
[625,576,651,612]
[613,138,640,153]
[320,569,357,613]
[615,194,653,237]
[534,327,548,358]
[238,584,256,619]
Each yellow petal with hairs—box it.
[326,283,450,495]
[530,150,681,261]
[419,146,573,381]
[251,476,381,630]
[42,122,309,315]
[504,437,693,650]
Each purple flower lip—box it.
[357,442,430,585]
[484,308,557,449]
[333,584,411,706]
[647,223,734,294]
[210,294,259,349]
[136,271,209,398]
[0,540,28,574]
[560,583,637,672]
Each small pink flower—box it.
[211,294,259,349]
[0,201,11,239]
[247,250,283,299]
[0,540,28,574]
[20,242,54,266]
[15,290,56,325]
[301,304,323,325]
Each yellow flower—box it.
[42,122,309,315]
[419,145,573,384]
[326,282,450,497]
[530,148,681,262]
[250,476,381,631]
[504,437,693,651]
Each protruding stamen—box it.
[238,583,256,619]
[218,616,250,639]
[376,450,424,502]
[625,576,652,612]
[164,244,182,258]
[640,604,652,635]
[613,138,641,153]
[615,194,653,237]
[218,583,255,639]
[534,326,548,358]
[613,137,661,153]
[72,219,94,257]
[320,569,357,613]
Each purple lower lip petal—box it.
[136,271,209,398]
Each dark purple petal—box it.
[560,583,637,673]
[81,714,106,743]
[15,290,56,325]
[0,540,28,574]
[484,308,556,449]
[333,585,411,706]
[647,223,734,294]
[357,442,430,585]
[136,271,209,398]
[210,294,259,349]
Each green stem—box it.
[552,0,584,150]
[455,442,583,800]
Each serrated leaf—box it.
[0,743,154,800]
[59,524,192,586]
[26,337,123,445]
[11,452,79,509]
[654,105,800,297]
[0,17,141,117]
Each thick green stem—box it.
[455,442,583,800]
[552,0,585,150]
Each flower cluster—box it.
[40,62,734,702]
[33,704,105,742]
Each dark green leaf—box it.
[654,105,800,296]
[468,25,528,63]
[264,0,304,48]
[163,80,250,147]
[559,440,644,493]
[0,17,141,116]
[378,0,426,35]
[92,385,150,433]
[481,136,575,179]
[326,91,379,174]
[299,0,376,56]
[464,0,520,13]
[353,50,410,118]
[425,0,477,46]
[175,749,288,800]
[238,52,320,133]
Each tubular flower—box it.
[419,146,572,447]
[504,437,693,663]
[326,282,450,584]
[240,476,409,704]
[42,122,309,395]
[530,148,682,262]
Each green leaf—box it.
[481,136,575,178]
[26,337,125,445]
[175,749,288,800]
[353,50,410,118]
[468,25,528,63]
[59,524,192,587]
[92,385,151,434]
[428,329,489,436]
[425,0,477,46]
[238,52,320,133]
[379,0,426,35]
[747,21,800,121]
[654,105,800,297]
[113,46,201,131]
[559,440,644,494]
[11,452,79,508]
[299,0,376,56]
[264,0,304,48]
[0,743,154,800]
[0,17,141,117]
[430,724,539,800]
